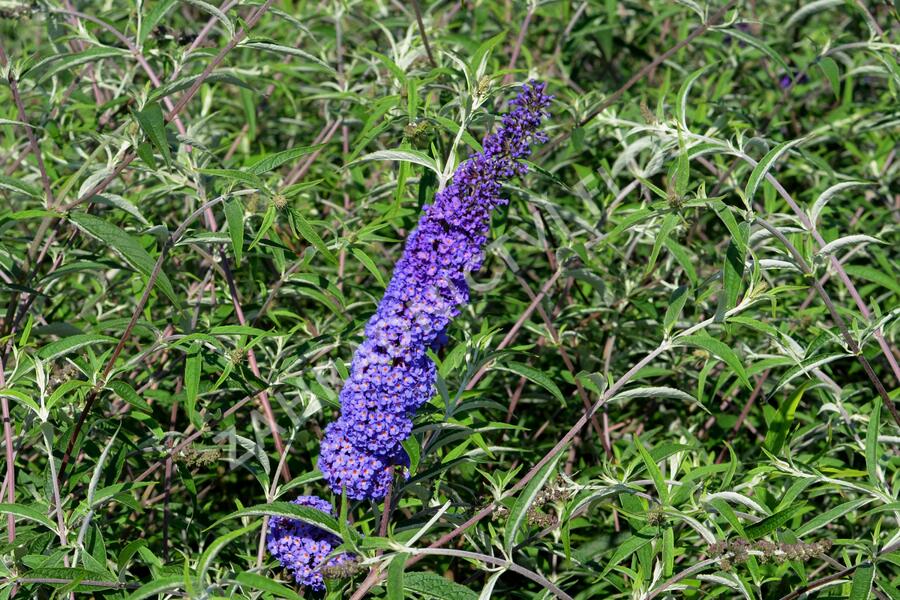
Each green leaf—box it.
[818,56,840,99]
[470,30,507,79]
[235,571,301,600]
[764,381,808,455]
[224,199,244,267]
[645,213,679,276]
[504,449,562,554]
[745,139,805,206]
[387,553,409,600]
[67,212,178,304]
[26,47,129,84]
[183,0,234,37]
[635,434,668,505]
[844,265,900,296]
[744,503,806,540]
[677,335,751,388]
[185,343,202,428]
[138,0,178,44]
[600,526,655,578]
[403,572,478,600]
[495,362,566,405]
[676,64,712,127]
[127,576,183,600]
[0,503,56,532]
[795,497,872,537]
[247,144,324,175]
[196,521,259,585]
[198,168,264,190]
[351,247,386,287]
[721,29,790,73]
[248,204,276,251]
[720,239,745,316]
[0,174,41,198]
[242,41,335,74]
[664,285,689,335]
[215,502,341,538]
[850,563,875,600]
[288,209,337,266]
[37,333,116,361]
[134,102,171,166]
[350,149,439,175]
[401,436,420,476]
[107,380,152,413]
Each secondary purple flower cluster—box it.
[318,81,552,501]
[266,495,352,591]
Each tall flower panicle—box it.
[266,496,353,591]
[318,81,552,500]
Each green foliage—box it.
[0,1,897,599]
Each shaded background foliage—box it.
[0,0,898,598]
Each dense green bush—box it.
[0,1,898,598]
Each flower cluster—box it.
[318,81,552,501]
[266,496,353,591]
[707,538,832,571]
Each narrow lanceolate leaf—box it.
[224,198,244,267]
[744,503,806,540]
[809,181,870,225]
[677,335,751,388]
[196,522,259,585]
[403,572,478,600]
[134,102,171,165]
[795,497,873,536]
[496,362,566,404]
[773,353,847,393]
[235,572,302,600]
[288,209,338,265]
[37,334,116,361]
[504,450,563,554]
[635,435,668,505]
[745,138,805,206]
[844,265,900,296]
[247,144,324,175]
[350,149,440,175]
[609,386,706,413]
[676,64,712,128]
[600,526,656,578]
[67,212,178,304]
[849,563,875,600]
[764,382,808,455]
[26,47,129,84]
[387,552,409,600]
[817,234,883,257]
[663,285,690,335]
[215,502,342,538]
[242,41,335,74]
[645,213,679,276]
[0,503,56,532]
[0,174,41,198]
[184,343,202,427]
[720,239,745,316]
[127,576,183,600]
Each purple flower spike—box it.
[266,496,353,591]
[318,81,552,501]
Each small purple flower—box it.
[779,71,809,90]
[266,496,353,591]
[317,81,552,501]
